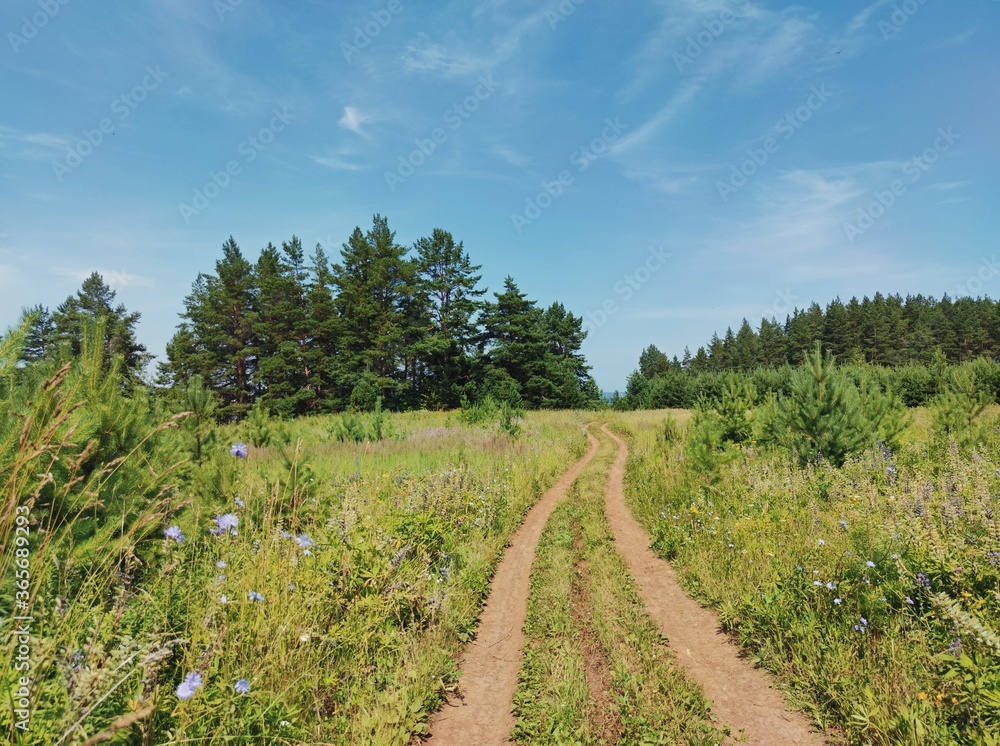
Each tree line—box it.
[30,214,593,419]
[622,293,1000,410]
[677,293,1000,372]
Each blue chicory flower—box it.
[249,591,265,602]
[211,513,239,536]
[164,525,185,543]
[231,443,248,459]
[234,678,250,695]
[176,672,203,700]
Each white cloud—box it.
[339,106,369,136]
[311,154,365,171]
[846,0,892,34]
[51,267,153,290]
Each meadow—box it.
[619,406,1000,745]
[3,326,999,745]
[0,333,591,744]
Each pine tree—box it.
[19,305,55,364]
[638,345,671,379]
[331,215,417,409]
[411,229,486,409]
[480,277,548,406]
[162,237,257,420]
[50,273,151,384]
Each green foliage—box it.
[329,397,395,443]
[763,345,905,467]
[181,374,218,462]
[498,401,524,439]
[683,399,739,482]
[931,367,993,447]
[716,377,756,444]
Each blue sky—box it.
[2,0,998,391]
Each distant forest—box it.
[21,215,601,418]
[623,294,1000,410]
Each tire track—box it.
[425,423,601,746]
[600,424,825,745]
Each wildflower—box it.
[917,572,930,589]
[834,598,842,605]
[838,520,849,530]
[818,539,826,546]
[948,638,963,655]
[295,534,314,550]
[905,597,914,605]
[176,672,203,700]
[866,560,876,569]
[249,591,265,602]
[221,594,229,604]
[164,525,185,543]
[234,678,250,695]
[917,692,927,701]
[211,513,239,536]
[814,581,822,586]
[216,560,227,569]
[231,442,248,459]
[988,552,1000,568]
[235,497,245,509]
[825,581,836,590]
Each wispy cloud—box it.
[846,0,892,34]
[311,153,365,171]
[51,267,154,290]
[0,126,69,160]
[338,106,369,136]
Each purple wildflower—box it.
[905,596,914,605]
[164,525,185,543]
[917,572,930,589]
[866,560,876,569]
[295,534,314,549]
[249,591,265,602]
[235,497,245,509]
[210,513,239,536]
[176,672,203,700]
[834,598,842,605]
[825,581,836,590]
[234,678,250,695]
[216,560,227,569]
[818,539,826,546]
[230,443,248,459]
[949,638,963,655]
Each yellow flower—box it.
[917,692,927,701]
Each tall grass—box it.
[618,408,1000,745]
[1,316,592,744]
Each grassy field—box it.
[1,402,591,744]
[618,408,1000,745]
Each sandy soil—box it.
[424,424,601,746]
[600,425,826,746]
